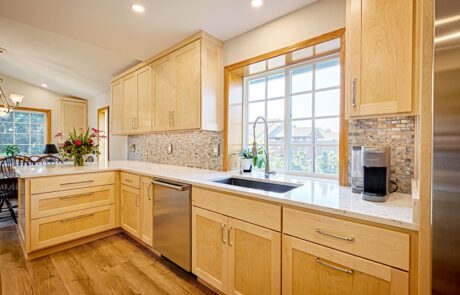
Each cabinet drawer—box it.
[283,208,410,270]
[282,235,409,295]
[31,185,115,219]
[30,172,115,194]
[121,172,140,189]
[192,187,281,231]
[30,204,116,250]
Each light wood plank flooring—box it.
[0,222,215,295]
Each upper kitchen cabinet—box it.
[56,97,88,141]
[346,0,415,118]
[123,66,152,134]
[111,31,223,135]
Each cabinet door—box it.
[57,98,88,141]
[347,0,413,117]
[134,66,152,133]
[173,40,201,130]
[152,55,176,131]
[120,185,141,238]
[140,177,153,247]
[282,235,409,295]
[192,206,228,293]
[111,80,122,135]
[228,218,281,295]
[122,74,137,133]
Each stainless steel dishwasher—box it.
[152,178,191,271]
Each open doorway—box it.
[97,106,109,162]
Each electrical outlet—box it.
[167,144,173,154]
[211,144,220,157]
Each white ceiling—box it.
[0,0,317,99]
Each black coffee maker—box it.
[361,146,390,202]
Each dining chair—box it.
[0,155,31,224]
[34,155,64,165]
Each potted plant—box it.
[3,145,20,156]
[238,147,266,172]
[56,128,103,166]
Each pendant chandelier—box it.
[0,78,24,116]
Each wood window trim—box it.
[223,28,348,185]
[16,106,52,144]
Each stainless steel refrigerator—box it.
[433,0,460,293]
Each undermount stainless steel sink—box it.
[212,177,300,193]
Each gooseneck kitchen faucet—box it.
[252,116,275,178]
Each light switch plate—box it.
[167,144,173,154]
[212,144,220,157]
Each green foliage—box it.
[315,150,338,174]
[238,148,254,159]
[3,145,20,156]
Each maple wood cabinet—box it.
[120,184,141,238]
[282,235,409,295]
[56,97,88,141]
[111,31,223,135]
[192,206,281,294]
[346,0,415,117]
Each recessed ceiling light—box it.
[131,2,145,13]
[41,83,48,88]
[251,0,263,8]
[0,47,6,54]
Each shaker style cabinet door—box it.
[120,184,141,238]
[346,0,413,117]
[111,80,122,135]
[134,66,152,133]
[227,218,281,295]
[192,206,228,293]
[140,177,154,247]
[282,235,409,295]
[122,74,137,133]
[152,55,176,131]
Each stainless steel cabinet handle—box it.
[315,228,355,241]
[60,180,94,186]
[172,111,175,127]
[228,226,233,246]
[134,118,138,129]
[316,258,354,274]
[59,192,94,199]
[168,111,172,127]
[147,183,152,200]
[61,213,95,223]
[124,179,133,183]
[221,224,226,244]
[352,78,357,107]
[136,194,140,207]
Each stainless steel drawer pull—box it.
[124,179,133,183]
[316,258,353,274]
[221,224,226,244]
[60,213,95,223]
[315,228,355,241]
[228,226,233,246]
[60,180,94,186]
[59,192,94,199]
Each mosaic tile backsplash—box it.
[128,130,223,170]
[348,116,415,193]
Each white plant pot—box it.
[241,158,253,172]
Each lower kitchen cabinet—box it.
[282,235,409,295]
[120,184,141,238]
[192,206,281,295]
[140,177,154,247]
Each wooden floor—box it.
[0,222,215,295]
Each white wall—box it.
[88,91,127,160]
[0,74,61,138]
[223,0,346,66]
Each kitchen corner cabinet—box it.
[192,206,281,294]
[56,97,88,141]
[111,32,223,135]
[282,235,409,295]
[346,0,414,118]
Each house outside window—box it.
[0,109,49,156]
[243,45,341,177]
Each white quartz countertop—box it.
[15,160,418,231]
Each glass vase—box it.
[73,155,85,166]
